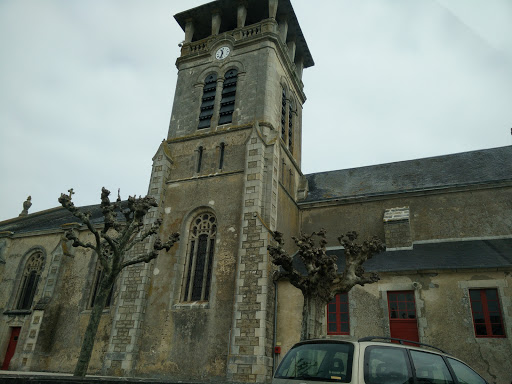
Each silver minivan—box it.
[272,336,489,384]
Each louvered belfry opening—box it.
[198,73,217,129]
[288,98,294,150]
[218,69,238,125]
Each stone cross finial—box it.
[68,188,75,199]
[19,196,32,217]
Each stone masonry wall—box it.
[104,143,172,375]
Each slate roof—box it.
[303,146,512,203]
[0,203,124,235]
[292,238,512,274]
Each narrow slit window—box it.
[197,146,203,173]
[218,69,238,125]
[219,142,225,169]
[198,74,217,129]
[182,213,217,302]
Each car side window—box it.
[410,350,454,384]
[364,346,413,384]
[447,358,487,384]
[274,342,354,383]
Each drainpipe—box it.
[273,279,278,373]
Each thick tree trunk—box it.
[300,295,326,341]
[73,275,114,376]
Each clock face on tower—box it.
[215,46,230,60]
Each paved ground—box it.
[0,370,203,384]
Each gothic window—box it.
[198,73,217,129]
[327,293,350,335]
[16,252,44,310]
[218,69,238,125]
[88,263,114,309]
[281,87,286,140]
[182,213,217,302]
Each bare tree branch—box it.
[121,233,179,269]
[59,193,102,251]
[332,232,385,294]
[269,228,385,340]
[63,230,96,252]
[268,231,308,292]
[58,187,179,376]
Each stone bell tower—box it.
[106,0,313,382]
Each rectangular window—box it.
[327,293,350,335]
[469,288,506,338]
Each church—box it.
[1,0,511,383]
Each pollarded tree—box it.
[268,229,385,341]
[58,187,179,376]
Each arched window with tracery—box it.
[182,213,217,302]
[16,252,44,310]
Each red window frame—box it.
[469,288,506,338]
[327,293,350,335]
[387,291,417,320]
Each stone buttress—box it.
[228,123,281,382]
[103,142,172,375]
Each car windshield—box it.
[274,342,354,383]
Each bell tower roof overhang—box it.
[174,0,314,68]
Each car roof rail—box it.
[357,336,448,354]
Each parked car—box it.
[273,336,488,384]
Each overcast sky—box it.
[1,0,511,221]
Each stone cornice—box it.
[166,123,253,144]
[167,170,245,185]
[4,222,103,239]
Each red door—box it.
[388,291,419,342]
[1,327,21,370]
